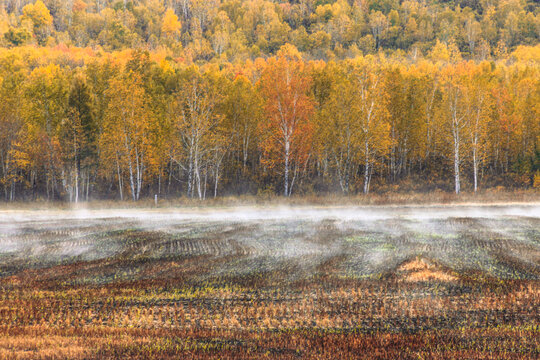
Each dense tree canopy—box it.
[0,1,538,201]
[0,0,538,60]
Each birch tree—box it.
[348,58,391,194]
[442,64,469,194]
[258,44,314,196]
[170,69,222,199]
[102,73,150,201]
[465,63,493,192]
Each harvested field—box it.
[0,205,539,359]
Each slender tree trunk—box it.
[86,172,90,201]
[472,117,479,194]
[454,140,460,194]
[1,151,7,201]
[390,123,396,182]
[158,170,162,196]
[194,155,202,200]
[168,159,173,195]
[187,144,193,198]
[473,147,478,193]
[75,170,79,203]
[128,159,135,201]
[505,130,510,174]
[10,180,14,202]
[214,167,219,198]
[124,135,136,201]
[284,139,290,197]
[363,140,370,194]
[450,89,463,195]
[203,165,207,200]
[116,152,123,201]
[289,157,302,197]
[134,147,143,201]
[243,126,250,170]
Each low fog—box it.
[0,204,539,283]
[1,203,539,223]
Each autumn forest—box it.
[0,0,539,201]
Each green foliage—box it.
[4,26,31,46]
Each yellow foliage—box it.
[534,171,540,189]
[162,9,181,37]
[276,43,302,61]
[429,40,450,62]
[0,19,8,35]
[21,0,53,29]
[512,45,540,62]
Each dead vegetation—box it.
[0,189,538,210]
[398,258,459,283]
[0,207,538,359]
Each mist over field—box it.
[1,204,539,282]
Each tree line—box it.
[0,43,538,201]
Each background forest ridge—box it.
[0,0,538,201]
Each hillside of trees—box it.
[0,0,539,201]
[1,0,539,60]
